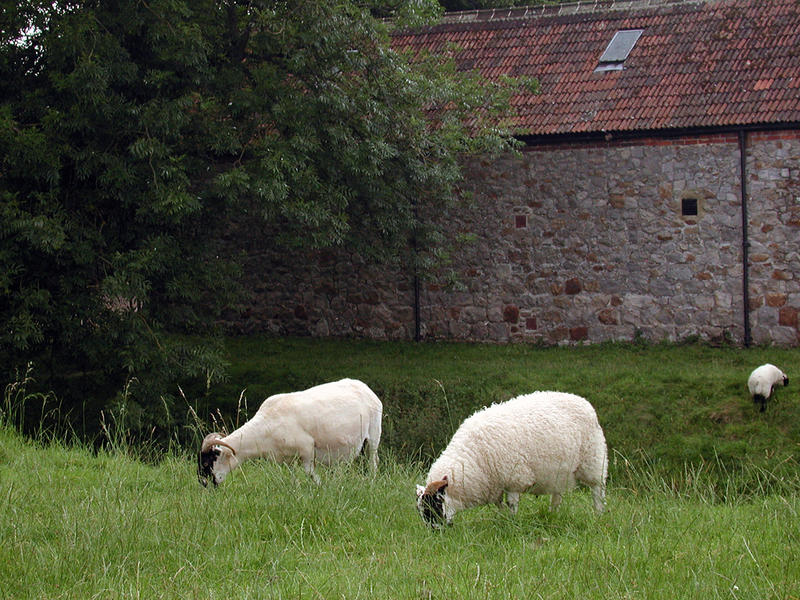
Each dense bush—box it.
[1,0,521,432]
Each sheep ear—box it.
[424,478,448,496]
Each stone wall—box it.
[747,131,800,345]
[232,245,416,340]
[226,129,800,346]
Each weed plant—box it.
[1,363,68,444]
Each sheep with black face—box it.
[748,363,789,412]
[416,391,607,528]
[198,379,382,487]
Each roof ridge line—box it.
[440,0,717,23]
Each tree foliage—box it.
[0,0,523,434]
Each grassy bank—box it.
[3,338,800,598]
[191,337,800,491]
[1,425,798,599]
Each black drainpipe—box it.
[411,207,422,341]
[413,270,421,341]
[739,129,752,347]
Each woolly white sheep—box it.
[747,363,788,413]
[415,391,607,528]
[198,378,382,486]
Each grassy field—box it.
[199,337,800,491]
[1,425,798,599]
[2,337,800,598]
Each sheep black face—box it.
[415,477,449,529]
[198,433,237,488]
[197,448,220,488]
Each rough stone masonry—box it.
[224,130,800,347]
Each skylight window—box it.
[595,29,643,72]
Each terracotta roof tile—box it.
[393,0,800,136]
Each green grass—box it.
[3,338,800,598]
[195,337,800,490]
[1,425,798,599]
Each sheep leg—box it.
[505,491,520,514]
[549,493,563,511]
[301,452,321,484]
[366,438,379,473]
[592,484,606,513]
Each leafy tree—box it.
[0,0,523,438]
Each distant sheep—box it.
[747,363,788,413]
[198,378,382,486]
[416,391,607,528]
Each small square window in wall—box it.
[515,215,527,229]
[681,197,699,217]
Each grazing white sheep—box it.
[416,391,607,528]
[747,363,788,413]
[198,378,382,486]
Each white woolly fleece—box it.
[747,363,787,400]
[424,391,607,520]
[205,378,382,485]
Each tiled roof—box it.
[392,0,800,137]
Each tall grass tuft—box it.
[1,362,70,444]
[613,448,800,504]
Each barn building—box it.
[233,0,800,346]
